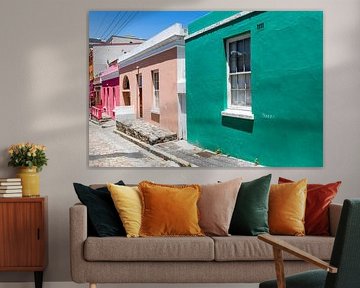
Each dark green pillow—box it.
[229,174,272,236]
[73,181,126,237]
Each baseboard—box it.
[0,282,259,288]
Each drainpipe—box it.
[136,66,140,118]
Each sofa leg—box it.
[89,284,97,288]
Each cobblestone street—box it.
[89,120,179,167]
[89,119,257,168]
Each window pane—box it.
[231,89,245,106]
[246,90,251,106]
[230,56,237,73]
[231,89,238,105]
[237,74,246,89]
[245,73,251,89]
[244,38,251,71]
[230,75,237,89]
[154,91,159,108]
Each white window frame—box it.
[151,70,160,113]
[222,33,254,120]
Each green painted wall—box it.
[186,11,323,167]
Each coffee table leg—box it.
[34,271,43,288]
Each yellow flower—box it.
[8,149,13,155]
[27,152,32,157]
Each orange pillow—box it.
[278,177,341,236]
[138,181,204,237]
[269,179,307,236]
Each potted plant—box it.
[8,143,48,197]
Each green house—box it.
[185,11,323,167]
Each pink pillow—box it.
[198,178,242,236]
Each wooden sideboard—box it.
[0,197,47,288]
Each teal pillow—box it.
[229,174,272,236]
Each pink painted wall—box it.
[119,47,179,134]
[101,75,119,119]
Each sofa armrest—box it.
[329,203,343,237]
[69,203,88,283]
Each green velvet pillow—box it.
[229,174,272,236]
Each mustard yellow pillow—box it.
[107,183,142,237]
[138,181,204,237]
[269,179,307,236]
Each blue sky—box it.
[89,11,209,41]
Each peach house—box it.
[117,23,187,139]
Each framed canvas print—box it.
[88,11,323,168]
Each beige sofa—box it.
[70,203,342,288]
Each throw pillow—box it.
[73,181,126,237]
[138,181,203,237]
[198,178,242,236]
[107,183,142,238]
[269,179,307,236]
[278,177,341,236]
[229,174,272,236]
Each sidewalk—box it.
[113,120,257,167]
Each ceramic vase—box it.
[17,167,40,197]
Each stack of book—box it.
[0,178,22,197]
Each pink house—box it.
[117,24,187,139]
[100,64,119,119]
[89,36,144,120]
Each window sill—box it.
[221,109,254,120]
[151,109,160,115]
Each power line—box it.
[115,11,139,36]
[103,11,130,40]
[99,12,121,40]
[93,12,107,38]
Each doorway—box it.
[137,73,143,118]
[178,93,187,140]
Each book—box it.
[0,186,22,190]
[0,189,22,193]
[0,178,21,182]
[0,193,22,198]
[0,182,22,186]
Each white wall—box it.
[0,0,359,283]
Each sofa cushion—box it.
[73,181,126,237]
[107,184,142,238]
[278,177,341,236]
[229,174,271,236]
[198,178,242,236]
[84,236,214,261]
[212,236,334,261]
[139,181,203,237]
[269,179,307,236]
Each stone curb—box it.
[113,130,198,167]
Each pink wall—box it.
[101,77,119,119]
[119,47,179,134]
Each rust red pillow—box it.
[278,177,341,236]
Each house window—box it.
[222,33,254,120]
[152,70,160,112]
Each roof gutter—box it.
[185,11,254,41]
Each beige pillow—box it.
[198,178,242,236]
